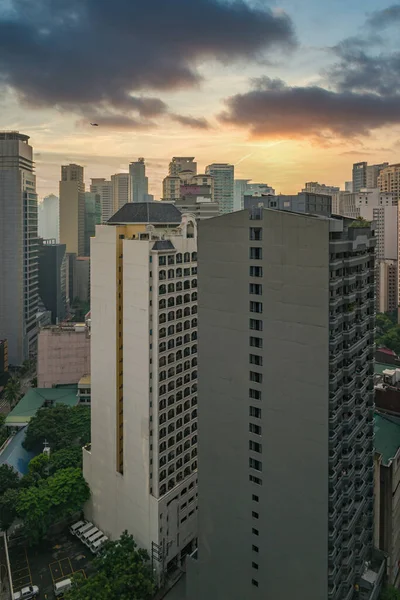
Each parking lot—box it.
[8,530,94,599]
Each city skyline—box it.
[1,0,399,199]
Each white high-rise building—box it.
[38,194,59,241]
[206,163,234,214]
[111,173,130,212]
[90,178,114,223]
[129,158,149,203]
[83,202,198,577]
[0,131,39,364]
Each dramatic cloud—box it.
[0,0,295,124]
[170,114,210,130]
[219,77,400,140]
[366,4,400,28]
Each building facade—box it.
[303,182,340,195]
[367,163,389,189]
[59,164,85,256]
[38,239,67,325]
[378,260,398,313]
[83,202,198,578]
[38,194,59,242]
[163,176,181,201]
[84,192,101,256]
[205,163,234,214]
[187,206,378,600]
[378,164,400,203]
[111,173,130,212]
[175,195,219,221]
[353,162,367,193]
[129,158,149,203]
[169,157,197,179]
[0,131,39,365]
[90,178,114,223]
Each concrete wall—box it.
[37,327,90,387]
[190,209,330,600]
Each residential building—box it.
[187,206,381,600]
[353,162,367,193]
[205,163,234,214]
[129,158,149,203]
[378,164,400,203]
[169,157,197,179]
[367,163,389,189]
[77,374,91,405]
[111,173,130,212]
[378,260,398,313]
[0,131,39,365]
[374,412,400,586]
[0,340,8,376]
[83,202,198,579]
[175,195,219,221]
[84,192,101,256]
[75,257,90,303]
[191,174,213,191]
[302,182,340,195]
[163,176,181,201]
[90,178,114,223]
[243,192,332,216]
[38,194,59,241]
[37,322,91,388]
[38,239,67,324]
[345,182,353,193]
[59,164,85,256]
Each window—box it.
[168,256,175,265]
[252,511,259,519]
[252,562,259,570]
[250,440,262,453]
[250,354,263,366]
[250,247,262,260]
[252,528,259,536]
[252,494,259,502]
[249,388,261,400]
[250,301,263,314]
[250,266,263,277]
[249,423,262,435]
[250,283,262,295]
[250,458,262,471]
[252,579,259,587]
[249,319,263,331]
[252,545,259,553]
[250,475,262,485]
[250,336,263,348]
[176,253,183,264]
[250,406,261,418]
[250,371,263,384]
[250,227,262,241]
[159,256,166,266]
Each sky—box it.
[0,0,399,199]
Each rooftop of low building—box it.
[374,412,400,466]
[108,202,182,225]
[5,385,78,427]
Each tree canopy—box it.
[3,376,21,409]
[376,312,400,355]
[380,587,400,600]
[0,488,19,531]
[23,405,90,453]
[0,464,20,496]
[65,531,155,600]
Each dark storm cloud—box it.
[219,77,400,140]
[0,0,296,122]
[170,114,210,130]
[366,4,400,28]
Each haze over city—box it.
[1,0,399,198]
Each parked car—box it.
[54,578,72,597]
[13,585,39,600]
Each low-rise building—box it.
[37,323,90,388]
[5,385,79,428]
[77,374,91,405]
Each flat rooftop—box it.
[374,412,400,466]
[5,385,78,427]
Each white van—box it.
[81,526,99,544]
[91,535,108,554]
[13,586,39,600]
[54,578,72,597]
[85,530,104,547]
[69,520,85,535]
[76,522,94,539]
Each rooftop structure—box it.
[5,385,78,427]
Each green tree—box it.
[49,447,82,473]
[27,453,50,479]
[0,464,20,496]
[65,531,155,600]
[380,586,400,600]
[17,468,90,544]
[0,488,19,531]
[0,414,9,447]
[23,405,90,453]
[4,376,21,409]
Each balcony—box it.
[342,447,355,465]
[343,359,356,377]
[342,379,356,395]
[330,332,343,350]
[330,257,344,270]
[329,388,343,408]
[330,277,343,291]
[330,313,344,328]
[343,273,356,287]
[342,395,355,411]
[344,254,369,268]
[343,291,356,304]
[355,288,368,301]
[343,310,356,324]
[330,296,343,310]
[355,269,368,282]
[342,325,356,341]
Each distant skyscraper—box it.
[345,181,353,193]
[38,239,67,324]
[378,164,400,204]
[84,192,101,256]
[353,162,389,193]
[0,131,39,364]
[169,157,197,179]
[59,164,85,256]
[111,173,130,212]
[38,194,59,241]
[206,163,234,214]
[90,178,114,223]
[129,158,149,203]
[303,182,340,195]
[366,163,389,189]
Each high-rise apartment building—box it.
[59,164,85,256]
[206,163,234,214]
[367,163,389,189]
[38,239,67,325]
[90,178,114,223]
[169,157,197,181]
[353,162,389,193]
[378,260,398,313]
[129,158,149,203]
[111,173,130,212]
[0,131,39,365]
[378,164,400,203]
[163,176,181,201]
[83,203,198,578]
[38,194,59,241]
[84,192,101,256]
[187,205,381,600]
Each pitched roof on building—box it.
[374,412,400,465]
[5,385,78,427]
[108,202,182,224]
[152,240,175,251]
